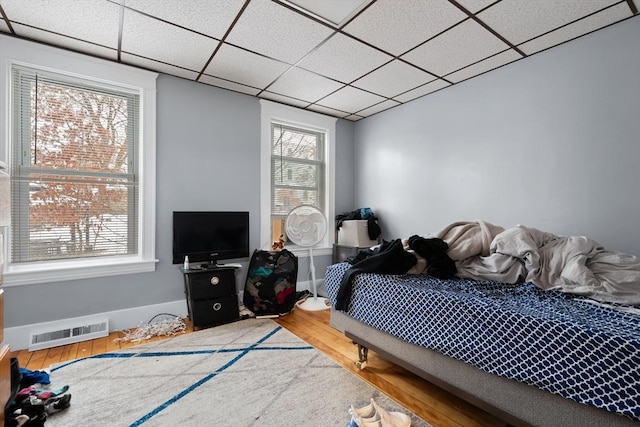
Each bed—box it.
[325,222,640,427]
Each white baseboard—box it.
[4,299,188,351]
[4,279,327,351]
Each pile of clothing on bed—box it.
[336,220,640,311]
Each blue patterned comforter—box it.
[325,262,640,421]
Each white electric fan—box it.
[285,205,331,311]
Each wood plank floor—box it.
[10,309,508,427]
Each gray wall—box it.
[353,16,640,256]
[5,74,356,328]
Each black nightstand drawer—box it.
[191,295,239,328]
[188,269,236,300]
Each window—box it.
[0,36,157,285]
[260,100,336,254]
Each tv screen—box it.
[172,211,249,265]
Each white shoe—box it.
[349,399,411,427]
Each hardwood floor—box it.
[10,309,507,427]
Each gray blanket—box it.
[438,222,640,305]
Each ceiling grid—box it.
[0,0,637,120]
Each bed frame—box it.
[330,309,637,427]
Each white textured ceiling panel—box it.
[11,24,118,60]
[1,0,120,48]
[353,60,436,98]
[478,0,621,45]
[0,0,635,121]
[205,44,291,89]
[267,67,344,103]
[121,53,198,81]
[342,0,467,55]
[284,0,370,26]
[357,99,401,117]
[297,32,392,83]
[305,103,351,118]
[317,85,386,113]
[393,79,451,103]
[401,19,510,77]
[445,48,522,83]
[122,9,218,73]
[125,0,245,40]
[225,0,334,64]
[198,74,261,96]
[455,0,500,14]
[260,91,311,108]
[518,4,634,55]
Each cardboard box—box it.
[337,220,378,247]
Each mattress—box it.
[325,262,640,421]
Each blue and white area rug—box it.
[45,319,430,426]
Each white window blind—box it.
[271,122,325,240]
[10,65,140,263]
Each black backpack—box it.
[243,249,298,316]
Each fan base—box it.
[296,296,331,311]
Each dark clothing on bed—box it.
[335,239,417,310]
[407,235,457,279]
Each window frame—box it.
[260,100,336,257]
[0,36,158,286]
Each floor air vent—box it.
[29,317,109,351]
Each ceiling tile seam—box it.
[627,0,639,14]
[0,5,15,34]
[351,98,399,116]
[116,0,124,62]
[255,29,347,96]
[333,0,377,29]
[119,3,225,44]
[195,0,251,82]
[397,17,471,60]
[122,51,201,73]
[395,58,450,84]
[467,16,526,57]
[440,47,516,79]
[514,1,633,49]
[3,21,117,54]
[390,78,448,103]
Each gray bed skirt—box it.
[330,309,636,427]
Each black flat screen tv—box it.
[172,211,249,265]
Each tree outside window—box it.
[11,67,139,263]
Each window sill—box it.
[3,257,159,286]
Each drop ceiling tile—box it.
[225,0,334,64]
[305,104,350,118]
[518,3,634,55]
[124,0,245,40]
[477,0,620,46]
[1,0,120,48]
[121,53,199,80]
[9,23,118,60]
[344,114,364,121]
[357,99,401,117]
[342,0,466,56]
[352,60,436,98]
[284,0,369,26]
[316,85,386,113]
[393,79,450,103]
[0,20,9,33]
[198,74,260,96]
[259,92,310,108]
[205,44,291,89]
[445,48,522,83]
[267,67,345,103]
[455,0,499,14]
[401,19,510,76]
[297,32,392,84]
[122,9,218,73]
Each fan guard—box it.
[285,205,331,311]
